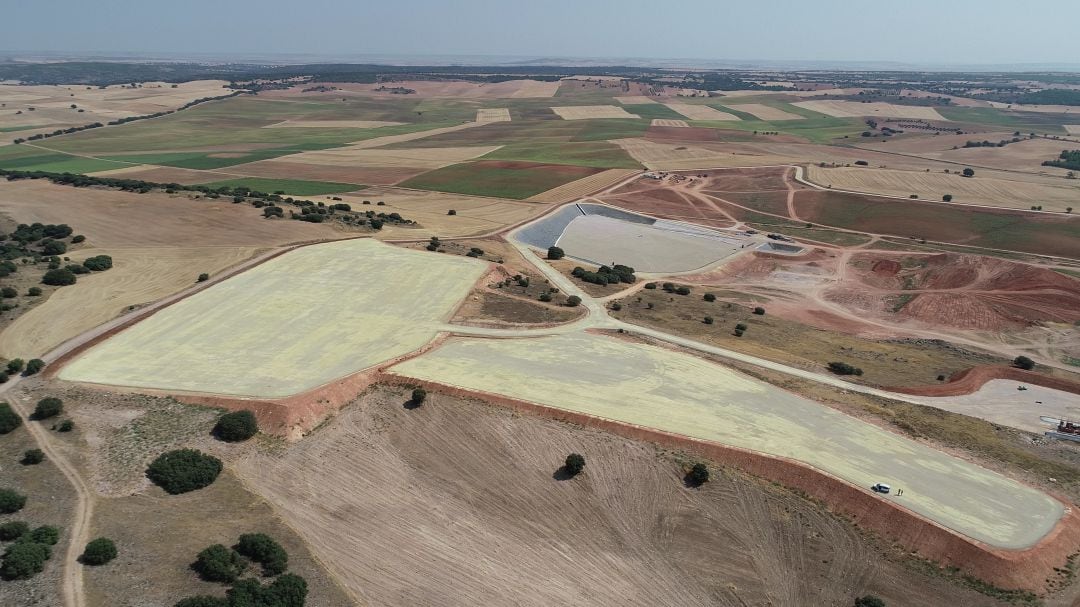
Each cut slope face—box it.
[59,239,487,398]
[391,333,1063,550]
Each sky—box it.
[6,0,1080,67]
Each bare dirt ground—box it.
[234,385,1015,607]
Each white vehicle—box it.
[872,483,891,494]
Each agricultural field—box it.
[401,160,605,199]
[551,105,641,120]
[59,239,487,397]
[663,103,741,121]
[721,102,804,120]
[792,100,948,121]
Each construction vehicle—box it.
[872,483,891,494]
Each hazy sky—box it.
[7,0,1080,66]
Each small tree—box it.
[447,209,457,216]
[703,293,716,302]
[0,403,22,434]
[146,449,223,494]
[566,295,582,307]
[80,537,117,566]
[0,488,27,514]
[235,533,288,576]
[942,194,953,202]
[753,307,766,315]
[962,168,975,177]
[197,273,209,283]
[703,316,714,325]
[564,453,585,477]
[0,541,50,580]
[5,359,23,374]
[854,596,886,607]
[687,463,710,486]
[1,287,16,299]
[0,521,28,541]
[1013,355,1035,370]
[56,419,75,432]
[27,287,41,297]
[21,449,44,465]
[547,246,565,260]
[213,410,258,442]
[41,268,76,286]
[23,359,44,375]
[27,526,60,545]
[193,544,245,583]
[32,397,63,420]
[411,388,427,406]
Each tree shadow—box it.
[552,466,576,481]
[402,399,423,410]
[683,473,704,489]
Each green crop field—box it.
[199,177,363,196]
[937,107,1068,134]
[0,149,123,173]
[482,140,641,168]
[617,104,686,120]
[100,149,308,170]
[401,160,601,199]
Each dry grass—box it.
[663,103,741,121]
[339,187,546,238]
[551,105,640,120]
[0,246,261,358]
[804,165,1080,211]
[650,119,689,127]
[475,108,511,123]
[1065,125,1080,135]
[793,100,947,120]
[725,103,804,120]
[525,168,638,202]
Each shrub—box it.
[146,449,223,494]
[0,541,50,580]
[644,282,657,289]
[26,526,59,545]
[547,246,564,260]
[942,194,953,202]
[213,410,258,442]
[56,419,75,432]
[0,373,7,384]
[827,361,864,376]
[854,596,886,607]
[447,209,456,216]
[610,302,622,311]
[962,168,975,177]
[0,521,28,541]
[40,239,66,255]
[82,255,113,271]
[24,359,44,375]
[32,397,63,420]
[411,388,426,406]
[197,273,209,282]
[1013,355,1035,370]
[564,453,585,477]
[753,307,766,315]
[226,573,307,607]
[733,328,744,337]
[0,403,21,434]
[193,544,245,583]
[21,449,44,465]
[566,295,581,307]
[41,268,76,286]
[687,463,710,486]
[0,489,27,514]
[71,235,86,244]
[703,316,713,324]
[937,374,946,381]
[27,287,41,296]
[703,293,716,302]
[675,286,691,296]
[1,287,16,299]
[174,597,229,607]
[735,323,748,331]
[538,292,552,303]
[235,533,288,576]
[6,359,23,374]
[81,537,117,566]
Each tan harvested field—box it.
[925,137,1080,174]
[805,165,1080,210]
[86,164,221,184]
[228,159,423,186]
[663,102,741,121]
[273,144,501,169]
[551,105,641,120]
[346,120,480,148]
[725,103,804,120]
[475,107,510,123]
[0,179,342,247]
[0,246,260,359]
[333,79,560,98]
[650,118,689,127]
[988,101,1080,114]
[264,119,404,128]
[1066,125,1080,135]
[525,168,639,202]
[60,239,487,398]
[234,385,1009,607]
[338,187,547,237]
[615,95,658,104]
[793,100,948,120]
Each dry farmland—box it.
[391,332,1062,550]
[525,168,639,202]
[724,103,804,120]
[1065,125,1080,135]
[337,187,547,237]
[804,165,1080,210]
[663,103,742,121]
[264,119,404,128]
[792,100,947,121]
[274,144,502,170]
[650,119,689,127]
[475,108,511,123]
[59,239,488,397]
[615,95,658,104]
[551,105,641,120]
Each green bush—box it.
[226,573,308,607]
[546,246,564,260]
[80,537,117,566]
[56,419,75,432]
[703,316,714,325]
[147,449,223,494]
[827,361,864,376]
[564,453,585,477]
[0,521,28,541]
[32,397,63,420]
[193,544,245,583]
[703,293,716,302]
[27,287,41,297]
[1013,355,1035,370]
[174,597,228,607]
[734,323,748,331]
[854,596,885,607]
[1,541,50,580]
[0,488,27,514]
[644,282,657,289]
[21,449,44,465]
[0,403,22,434]
[566,295,581,307]
[24,359,44,375]
[5,358,23,374]
[1,287,16,299]
[71,235,86,244]
[538,292,552,303]
[687,463,710,486]
[82,255,113,271]
[0,373,7,384]
[41,268,76,286]
[235,533,288,576]
[25,526,60,546]
[733,328,744,337]
[197,273,210,282]
[753,307,766,315]
[411,388,426,406]
[214,411,258,442]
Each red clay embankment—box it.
[893,365,1080,398]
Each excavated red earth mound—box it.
[893,365,1080,397]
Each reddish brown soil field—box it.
[605,186,735,229]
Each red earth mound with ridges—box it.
[892,365,1080,397]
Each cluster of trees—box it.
[178,533,306,607]
[0,523,60,580]
[13,122,104,144]
[1043,150,1080,171]
[961,136,1025,148]
[146,449,223,494]
[0,403,21,434]
[657,282,691,296]
[570,264,635,286]
[827,361,864,376]
[80,537,117,566]
[31,397,63,420]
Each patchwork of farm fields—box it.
[59,239,487,397]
